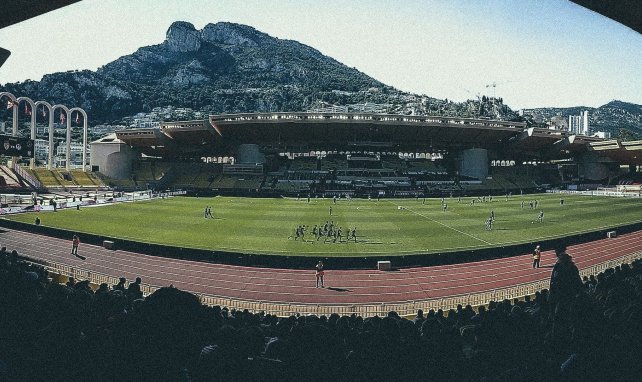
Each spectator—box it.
[95,283,110,295]
[1,245,641,381]
[113,277,127,291]
[127,277,143,299]
[549,246,583,307]
[413,309,424,324]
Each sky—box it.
[0,0,640,109]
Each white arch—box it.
[52,104,71,170]
[35,101,55,170]
[70,107,88,172]
[16,97,37,169]
[0,92,18,136]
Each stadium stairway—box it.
[0,164,24,188]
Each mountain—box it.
[0,21,640,139]
[522,100,642,138]
[1,21,393,122]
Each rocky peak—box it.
[165,21,201,52]
[201,22,262,47]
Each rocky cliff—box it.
[1,21,387,122]
[0,21,640,139]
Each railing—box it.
[26,250,642,318]
[13,163,43,189]
[210,112,528,130]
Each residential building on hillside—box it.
[55,142,87,168]
[592,131,611,139]
[569,111,589,135]
[549,115,568,130]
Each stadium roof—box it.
[113,112,642,164]
[588,140,642,165]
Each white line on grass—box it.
[393,203,493,245]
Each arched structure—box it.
[69,107,88,172]
[0,92,20,167]
[35,101,55,170]
[52,104,71,170]
[0,92,18,136]
[16,96,36,169]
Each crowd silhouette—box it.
[1,246,641,381]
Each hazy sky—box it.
[0,0,640,109]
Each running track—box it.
[2,228,642,305]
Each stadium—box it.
[2,2,642,381]
[2,110,642,311]
[2,110,642,380]
[0,113,642,381]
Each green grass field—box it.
[6,194,642,257]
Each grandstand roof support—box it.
[506,127,534,145]
[543,135,576,159]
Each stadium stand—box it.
[69,169,104,187]
[1,247,641,381]
[28,168,104,189]
[31,168,69,188]
[145,153,575,197]
[88,150,580,196]
[0,165,23,188]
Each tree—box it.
[618,128,639,141]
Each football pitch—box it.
[6,193,642,257]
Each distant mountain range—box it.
[522,100,642,138]
[1,21,640,138]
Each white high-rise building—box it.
[568,115,581,134]
[581,110,589,135]
[568,111,589,135]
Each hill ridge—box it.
[0,21,640,138]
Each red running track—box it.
[1,228,642,305]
